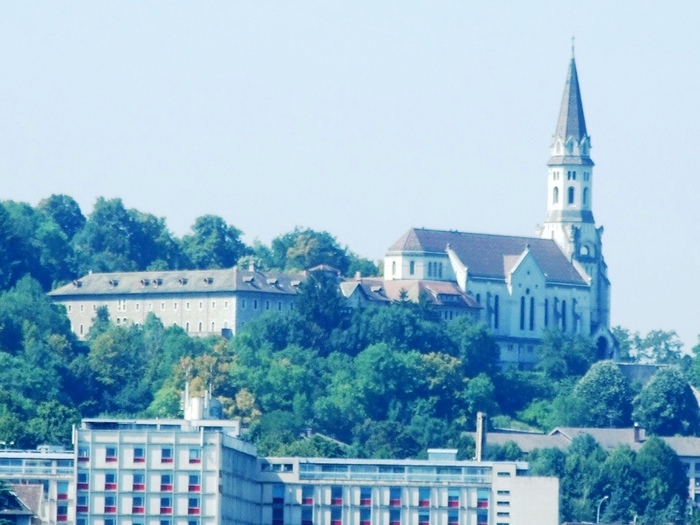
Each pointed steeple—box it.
[555,55,588,142]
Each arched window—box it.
[520,297,526,330]
[568,187,575,205]
[561,300,567,331]
[583,187,589,205]
[392,261,396,276]
[553,187,559,204]
[529,297,535,331]
[493,295,500,329]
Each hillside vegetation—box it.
[1,195,700,524]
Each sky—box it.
[2,2,699,350]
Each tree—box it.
[633,367,700,436]
[535,330,596,379]
[635,437,688,514]
[569,360,633,427]
[37,194,86,239]
[268,227,351,273]
[446,317,500,376]
[181,215,249,269]
[632,329,684,364]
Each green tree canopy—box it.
[633,367,700,436]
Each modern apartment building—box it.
[0,446,75,525]
[258,452,558,525]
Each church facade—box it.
[383,53,614,368]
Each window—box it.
[57,481,69,499]
[161,448,173,463]
[160,520,171,525]
[389,509,400,525]
[133,473,145,491]
[360,508,371,525]
[161,474,173,491]
[493,295,500,329]
[272,484,285,504]
[79,324,84,335]
[390,487,401,506]
[428,262,432,277]
[161,302,165,311]
[302,507,313,525]
[77,495,88,513]
[418,512,429,525]
[132,496,145,514]
[553,186,560,203]
[136,303,140,311]
[561,299,567,331]
[198,322,203,332]
[174,302,178,310]
[77,472,89,490]
[105,519,115,525]
[360,486,371,506]
[186,302,190,310]
[199,301,203,310]
[241,299,246,309]
[106,447,117,462]
[187,497,200,515]
[211,301,216,309]
[583,187,589,205]
[418,487,430,507]
[544,298,549,327]
[519,296,525,330]
[409,261,415,275]
[392,261,396,276]
[105,495,116,513]
[448,509,459,525]
[186,322,190,332]
[160,497,172,514]
[497,490,510,496]
[266,300,270,310]
[253,300,258,310]
[568,186,575,205]
[134,447,145,463]
[189,448,201,463]
[331,486,342,505]
[529,296,535,331]
[278,301,282,311]
[448,487,459,508]
[224,301,228,309]
[105,472,117,490]
[188,474,200,492]
[302,486,314,505]
[331,507,341,525]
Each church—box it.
[379,51,615,368]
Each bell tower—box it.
[538,48,611,333]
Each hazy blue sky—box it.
[2,2,699,350]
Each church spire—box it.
[554,55,588,143]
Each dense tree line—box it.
[2,195,700,523]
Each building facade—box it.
[65,418,558,525]
[383,53,613,368]
[0,446,75,525]
[48,268,301,340]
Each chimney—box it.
[633,423,642,443]
[248,260,255,272]
[475,412,487,461]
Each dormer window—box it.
[203,277,213,285]
[153,278,162,287]
[243,276,254,283]
[73,280,82,288]
[178,278,188,286]
[140,279,150,287]
[266,278,278,285]
[108,279,118,288]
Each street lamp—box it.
[596,495,609,524]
